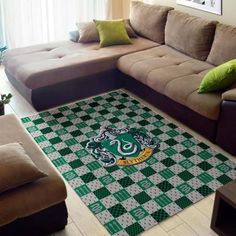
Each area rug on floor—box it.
[22,90,236,236]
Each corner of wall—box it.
[143,0,236,26]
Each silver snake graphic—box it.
[110,139,138,156]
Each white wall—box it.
[144,0,236,26]
[0,1,5,46]
[112,0,124,19]
[123,0,131,18]
[112,0,143,19]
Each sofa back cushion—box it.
[130,1,173,44]
[165,10,217,61]
[207,24,236,66]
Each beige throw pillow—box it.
[76,22,99,43]
[0,143,47,193]
[76,20,137,43]
[207,24,236,66]
[130,1,173,44]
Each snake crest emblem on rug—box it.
[87,126,159,167]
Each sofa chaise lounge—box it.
[3,38,158,110]
[3,2,236,156]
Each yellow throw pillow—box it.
[94,19,132,48]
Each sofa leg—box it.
[216,101,236,155]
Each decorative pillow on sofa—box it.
[69,30,80,42]
[76,22,99,43]
[124,19,138,38]
[165,10,217,61]
[207,24,236,66]
[76,20,137,43]
[0,143,47,193]
[130,1,173,44]
[94,19,132,47]
[198,59,236,93]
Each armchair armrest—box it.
[222,88,236,101]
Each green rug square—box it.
[134,192,152,204]
[108,204,127,218]
[118,177,135,188]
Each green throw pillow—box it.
[94,19,132,48]
[198,59,236,93]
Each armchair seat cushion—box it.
[0,115,67,227]
[118,45,221,120]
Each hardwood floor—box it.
[0,65,235,236]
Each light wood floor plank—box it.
[4,104,15,115]
[177,206,217,236]
[0,77,37,117]
[0,65,8,81]
[53,223,83,236]
[142,225,169,236]
[194,196,215,219]
[159,215,183,232]
[210,193,216,201]
[169,223,198,236]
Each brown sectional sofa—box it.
[3,1,236,157]
[0,115,68,235]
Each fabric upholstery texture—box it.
[0,142,47,193]
[222,88,236,101]
[124,19,138,38]
[0,114,67,227]
[76,22,99,43]
[76,20,137,43]
[3,38,158,90]
[165,10,217,61]
[207,23,236,66]
[94,20,132,47]
[118,45,221,120]
[130,1,173,44]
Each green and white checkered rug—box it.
[22,90,236,236]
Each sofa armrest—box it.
[222,88,236,101]
[216,100,236,155]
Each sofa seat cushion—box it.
[3,38,158,90]
[165,72,222,120]
[118,45,221,120]
[0,115,67,227]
